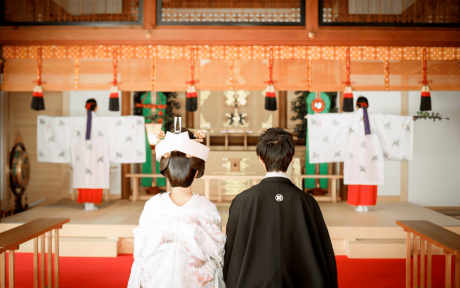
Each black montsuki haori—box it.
[224,177,338,288]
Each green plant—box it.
[163,92,181,131]
[414,111,449,122]
[291,91,309,140]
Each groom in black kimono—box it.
[224,128,338,288]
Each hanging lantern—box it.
[31,46,45,111]
[419,48,432,111]
[264,47,277,111]
[185,46,198,112]
[109,46,120,112]
[341,47,354,112]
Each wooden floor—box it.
[2,200,459,227]
[1,200,459,258]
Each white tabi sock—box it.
[355,205,364,212]
[85,203,98,211]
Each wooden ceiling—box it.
[0,0,459,46]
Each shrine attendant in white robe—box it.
[78,99,103,210]
[347,97,377,212]
[307,96,413,213]
[128,124,226,288]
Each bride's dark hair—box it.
[159,128,205,188]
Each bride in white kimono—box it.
[128,121,226,288]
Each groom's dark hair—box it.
[256,128,295,172]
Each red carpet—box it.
[1,253,455,287]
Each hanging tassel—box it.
[264,47,277,111]
[31,46,45,111]
[341,47,354,112]
[419,48,432,111]
[420,85,432,111]
[342,86,354,112]
[31,85,45,111]
[108,46,120,112]
[186,85,198,112]
[185,46,198,112]
[109,85,120,111]
[264,85,277,111]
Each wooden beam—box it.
[121,91,131,200]
[0,26,460,46]
[143,0,156,30]
[278,91,287,129]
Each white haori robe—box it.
[37,113,146,189]
[307,109,413,185]
[128,192,226,288]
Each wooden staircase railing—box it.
[0,218,70,288]
[397,220,460,288]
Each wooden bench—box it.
[0,218,70,288]
[126,174,343,203]
[397,220,460,288]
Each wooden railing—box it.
[126,173,343,203]
[0,218,70,288]
[396,220,460,288]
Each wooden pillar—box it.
[186,111,194,129]
[338,91,347,201]
[278,91,287,129]
[400,91,409,202]
[121,91,131,200]
[406,232,411,288]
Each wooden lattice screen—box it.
[2,0,141,23]
[321,0,460,26]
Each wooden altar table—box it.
[126,174,343,203]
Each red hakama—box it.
[347,185,377,206]
[77,189,103,204]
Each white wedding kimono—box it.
[308,109,413,185]
[36,113,146,188]
[128,192,226,288]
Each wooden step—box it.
[13,237,119,257]
[346,238,445,259]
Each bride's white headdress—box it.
[154,117,210,162]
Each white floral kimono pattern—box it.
[128,193,226,288]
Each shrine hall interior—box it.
[0,0,460,287]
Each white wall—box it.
[408,91,460,206]
[69,91,123,195]
[354,91,402,196]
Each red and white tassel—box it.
[342,86,354,112]
[264,85,277,111]
[420,85,432,111]
[186,85,198,112]
[31,85,45,111]
[109,85,120,111]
